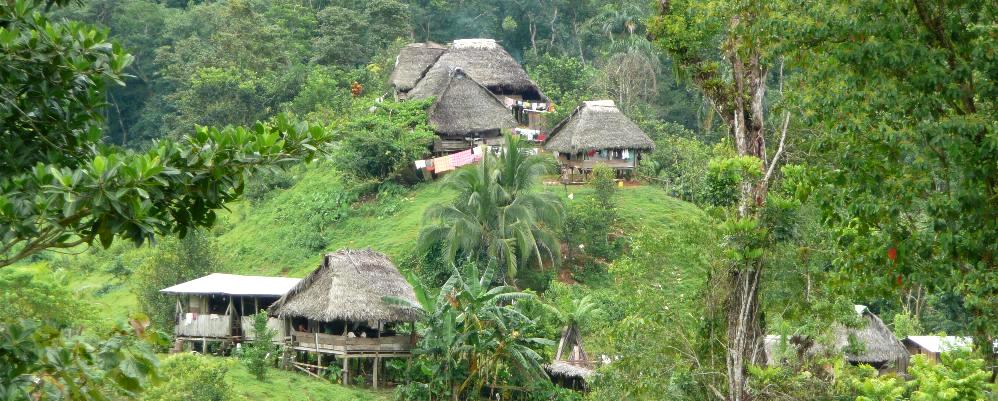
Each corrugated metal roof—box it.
[904,336,972,354]
[160,273,301,296]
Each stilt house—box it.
[544,100,655,183]
[408,67,518,154]
[160,273,301,348]
[391,39,551,151]
[268,249,423,388]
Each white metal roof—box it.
[160,273,301,296]
[904,336,972,354]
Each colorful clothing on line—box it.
[450,149,475,167]
[433,155,454,172]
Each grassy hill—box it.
[30,164,713,401]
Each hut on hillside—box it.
[545,324,595,390]
[389,42,446,99]
[764,305,909,374]
[544,100,655,183]
[160,273,301,350]
[902,336,972,364]
[410,67,518,154]
[269,249,422,388]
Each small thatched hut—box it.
[545,325,595,390]
[410,67,518,153]
[544,100,654,182]
[764,305,909,374]
[407,38,545,101]
[389,42,446,98]
[269,249,422,387]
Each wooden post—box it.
[202,337,207,354]
[373,356,380,389]
[254,297,259,314]
[342,356,349,386]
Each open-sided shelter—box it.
[545,324,595,390]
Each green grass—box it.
[225,362,392,401]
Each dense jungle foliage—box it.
[1,0,994,400]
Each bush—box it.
[564,164,620,262]
[237,311,277,381]
[333,99,435,184]
[143,354,237,401]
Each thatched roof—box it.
[545,324,595,380]
[389,42,446,93]
[268,249,422,323]
[414,67,518,136]
[764,306,909,366]
[545,361,594,379]
[408,39,545,100]
[544,100,655,153]
[835,305,909,364]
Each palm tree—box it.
[419,135,564,281]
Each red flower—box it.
[887,247,897,261]
[896,274,903,286]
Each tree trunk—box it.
[721,32,770,401]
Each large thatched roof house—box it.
[405,39,544,101]
[765,305,909,374]
[389,42,446,97]
[269,249,423,388]
[544,100,654,182]
[412,67,518,153]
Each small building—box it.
[409,67,518,154]
[269,249,422,388]
[545,324,595,390]
[389,42,446,100]
[764,305,909,374]
[544,100,655,183]
[160,273,301,349]
[902,336,972,364]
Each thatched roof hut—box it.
[764,305,908,372]
[414,67,518,136]
[389,42,446,94]
[544,100,655,154]
[545,324,595,389]
[269,249,422,323]
[408,38,545,100]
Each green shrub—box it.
[143,354,236,401]
[237,311,277,381]
[850,353,992,401]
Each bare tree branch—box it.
[763,112,790,186]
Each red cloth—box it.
[587,149,597,157]
[537,133,546,141]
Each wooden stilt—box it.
[342,356,349,386]
[202,337,207,354]
[373,356,380,389]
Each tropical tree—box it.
[648,2,799,400]
[392,263,553,401]
[419,136,563,281]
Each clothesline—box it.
[414,146,485,173]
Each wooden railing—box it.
[175,315,231,338]
[560,159,637,169]
[291,331,413,353]
[241,317,286,342]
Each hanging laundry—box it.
[414,160,427,169]
[433,155,454,173]
[537,133,546,141]
[622,149,630,159]
[503,97,516,109]
[450,149,475,167]
[587,149,597,157]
